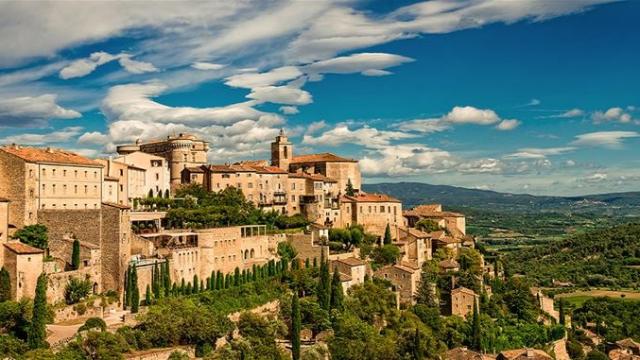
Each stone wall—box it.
[0,151,27,229]
[3,249,43,300]
[288,233,327,264]
[124,346,195,360]
[38,209,103,247]
[47,266,101,304]
[101,204,131,294]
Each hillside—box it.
[504,223,640,288]
[363,182,640,214]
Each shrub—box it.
[64,277,92,305]
[78,317,106,332]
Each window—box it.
[29,169,33,178]
[119,169,124,176]
[84,171,88,178]
[155,173,159,181]
[52,169,56,176]
[42,184,46,192]
[119,185,123,191]
[63,170,67,177]
[248,183,253,188]
[63,185,67,194]
[84,185,88,194]
[74,185,78,194]
[74,170,78,178]
[380,206,385,213]
[41,169,46,177]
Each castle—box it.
[0,130,472,309]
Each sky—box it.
[0,0,639,196]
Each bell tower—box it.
[271,129,292,171]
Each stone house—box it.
[396,227,432,269]
[0,145,104,228]
[374,263,421,305]
[331,257,367,292]
[497,349,552,360]
[0,199,9,264]
[3,241,44,300]
[113,151,170,198]
[338,193,402,239]
[446,347,496,360]
[450,287,479,318]
[403,204,466,237]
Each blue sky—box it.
[0,0,639,196]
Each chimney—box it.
[526,349,535,358]
[46,147,53,153]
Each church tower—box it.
[271,129,292,171]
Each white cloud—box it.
[443,106,500,125]
[554,108,585,118]
[527,99,541,106]
[279,106,299,115]
[59,52,157,79]
[571,131,639,148]
[592,107,634,123]
[247,86,312,105]
[496,119,521,131]
[303,52,413,75]
[0,94,81,126]
[225,66,303,89]
[191,62,226,71]
[0,126,82,145]
[118,55,158,74]
[302,124,415,149]
[362,69,392,76]
[78,131,111,146]
[305,121,327,135]
[506,147,575,159]
[395,118,450,134]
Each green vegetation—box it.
[64,277,92,305]
[0,267,10,302]
[505,223,640,287]
[572,297,640,342]
[78,317,107,332]
[27,273,47,349]
[71,239,80,270]
[13,224,48,251]
[291,293,301,360]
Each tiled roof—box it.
[334,257,366,267]
[338,272,352,282]
[206,164,256,173]
[393,264,419,273]
[252,165,289,174]
[439,259,460,269]
[288,172,337,182]
[498,349,552,360]
[452,287,478,296]
[0,146,102,167]
[236,160,269,167]
[399,227,430,239]
[616,338,640,350]
[4,242,44,255]
[342,192,401,203]
[404,205,464,218]
[291,152,357,164]
[447,347,496,360]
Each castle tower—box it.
[271,129,292,171]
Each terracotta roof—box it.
[393,264,419,274]
[404,205,464,218]
[342,192,400,203]
[235,160,269,167]
[399,261,420,270]
[185,166,205,173]
[427,230,446,239]
[334,257,366,267]
[338,272,352,282]
[498,349,552,360]
[288,172,337,182]
[290,152,357,164]
[102,202,131,210]
[206,164,256,173]
[252,165,289,174]
[616,338,640,350]
[439,259,460,269]
[447,347,496,360]
[0,146,103,167]
[4,241,44,255]
[399,227,430,239]
[609,349,640,360]
[452,287,478,296]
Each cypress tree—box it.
[241,269,246,284]
[305,258,310,269]
[71,239,81,270]
[186,282,192,295]
[330,267,344,310]
[291,293,301,360]
[200,279,205,292]
[383,223,392,245]
[123,266,130,309]
[28,273,48,349]
[0,267,11,302]
[471,301,481,350]
[252,268,257,282]
[145,284,152,305]
[131,266,140,313]
[153,262,161,299]
[345,179,355,196]
[211,271,216,289]
[559,299,565,325]
[171,283,177,296]
[180,278,186,295]
[217,271,223,290]
[234,267,240,287]
[317,259,331,311]
[413,328,423,360]
[163,262,171,297]
[313,257,318,269]
[193,275,199,293]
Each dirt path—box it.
[47,309,130,348]
[531,288,559,323]
[554,339,570,360]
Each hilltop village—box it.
[0,130,604,359]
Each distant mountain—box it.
[362,182,640,214]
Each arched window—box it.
[250,249,255,258]
[283,146,288,159]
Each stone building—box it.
[0,199,8,263]
[497,349,552,360]
[0,145,104,228]
[97,159,129,205]
[113,151,170,197]
[3,241,44,300]
[450,286,479,318]
[338,193,403,238]
[404,204,466,237]
[331,257,367,292]
[374,263,421,305]
[396,227,432,269]
[447,347,496,360]
[117,134,209,190]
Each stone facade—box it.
[450,287,479,318]
[0,199,8,265]
[374,263,420,305]
[114,151,170,198]
[338,193,403,238]
[101,203,132,294]
[0,146,103,228]
[97,159,129,205]
[117,134,209,190]
[3,242,44,300]
[331,257,367,292]
[46,266,101,304]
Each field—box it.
[555,289,640,308]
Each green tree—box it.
[471,301,481,350]
[291,293,301,360]
[71,239,81,270]
[78,317,107,332]
[163,262,171,297]
[0,267,10,302]
[413,328,423,360]
[164,189,171,199]
[330,268,344,311]
[234,268,240,287]
[145,285,152,305]
[559,298,565,325]
[317,259,331,311]
[193,275,199,293]
[371,244,400,266]
[131,266,140,313]
[415,219,441,233]
[64,277,92,305]
[345,179,355,196]
[383,224,392,244]
[416,261,439,307]
[13,224,48,251]
[585,350,608,360]
[28,273,47,349]
[277,242,297,262]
